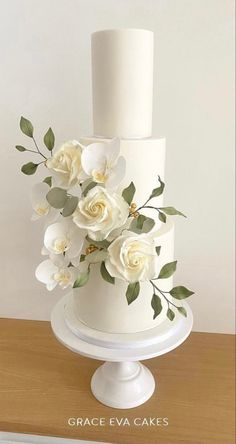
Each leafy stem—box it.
[32,136,47,160]
[150,280,179,309]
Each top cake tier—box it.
[91,29,154,139]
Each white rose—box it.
[46,140,84,188]
[105,231,157,283]
[73,186,129,241]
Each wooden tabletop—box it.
[0,319,235,444]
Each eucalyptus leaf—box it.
[130,215,155,234]
[157,261,177,279]
[43,176,52,187]
[155,246,161,256]
[143,217,155,233]
[136,214,147,229]
[149,176,165,199]
[177,306,187,317]
[159,206,186,218]
[170,286,194,300]
[46,187,67,209]
[100,261,115,284]
[167,308,175,321]
[62,196,78,217]
[126,282,140,305]
[158,211,167,223]
[44,127,55,151]
[73,271,90,288]
[15,145,26,152]
[122,182,136,205]
[21,162,38,175]
[20,116,34,138]
[151,294,163,319]
[82,180,97,196]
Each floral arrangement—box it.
[16,117,194,322]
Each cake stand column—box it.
[91,360,155,409]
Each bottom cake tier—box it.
[72,220,174,334]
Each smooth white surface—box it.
[73,221,174,333]
[0,432,106,444]
[65,292,183,349]
[51,294,193,361]
[92,29,153,138]
[51,294,192,408]
[0,0,234,333]
[91,361,155,409]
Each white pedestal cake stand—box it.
[51,294,193,409]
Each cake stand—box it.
[51,294,193,409]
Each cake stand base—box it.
[91,361,155,409]
[51,295,193,409]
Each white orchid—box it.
[44,219,85,261]
[81,138,126,189]
[35,255,78,290]
[31,182,58,223]
[46,140,86,189]
[105,231,157,283]
[72,186,129,241]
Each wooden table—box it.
[0,319,235,444]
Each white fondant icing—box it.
[73,220,174,333]
[91,29,153,138]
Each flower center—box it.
[35,204,50,216]
[53,237,71,254]
[54,269,71,285]
[92,170,108,183]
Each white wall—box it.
[0,0,234,333]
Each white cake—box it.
[72,29,175,334]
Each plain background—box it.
[0,0,235,333]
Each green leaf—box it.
[100,261,115,284]
[159,206,186,218]
[15,145,26,152]
[82,180,97,196]
[150,176,165,199]
[136,214,146,229]
[151,294,163,319]
[46,187,67,208]
[86,236,111,250]
[73,271,90,288]
[155,246,161,256]
[44,127,55,151]
[126,282,140,305]
[43,176,52,187]
[177,306,187,317]
[157,261,177,279]
[130,215,155,234]
[21,162,38,175]
[170,286,194,300]
[143,217,155,233]
[80,254,86,262]
[20,116,34,137]
[122,182,136,205]
[158,211,167,223]
[62,196,78,217]
[167,308,175,321]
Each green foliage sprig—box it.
[15,116,55,175]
